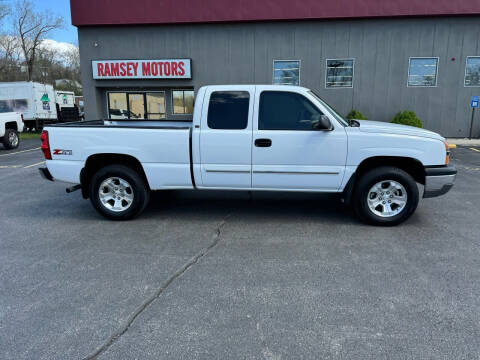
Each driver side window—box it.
[259,91,324,130]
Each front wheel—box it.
[2,129,20,149]
[353,166,419,226]
[89,165,150,220]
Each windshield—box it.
[308,91,349,127]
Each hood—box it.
[356,120,444,141]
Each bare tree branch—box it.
[13,0,63,81]
[0,0,9,25]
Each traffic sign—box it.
[471,96,479,108]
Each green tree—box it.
[346,109,368,120]
[391,110,423,128]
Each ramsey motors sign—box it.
[92,59,191,79]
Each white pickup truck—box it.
[39,85,456,225]
[0,112,24,149]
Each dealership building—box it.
[71,0,480,137]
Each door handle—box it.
[255,138,272,147]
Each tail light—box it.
[20,114,24,123]
[40,130,52,160]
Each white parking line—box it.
[469,147,480,152]
[0,147,41,157]
[0,165,23,169]
[24,161,45,168]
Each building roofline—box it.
[70,0,480,27]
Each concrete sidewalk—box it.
[446,138,480,146]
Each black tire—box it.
[89,165,150,220]
[353,166,419,226]
[2,129,20,150]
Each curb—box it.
[446,138,480,146]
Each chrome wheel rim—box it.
[367,180,408,218]
[98,177,134,212]
[9,132,18,147]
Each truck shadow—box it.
[143,190,357,225]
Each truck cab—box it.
[193,85,347,192]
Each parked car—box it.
[0,112,24,149]
[38,85,456,225]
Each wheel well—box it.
[5,122,18,131]
[343,156,426,204]
[355,156,426,185]
[80,154,149,199]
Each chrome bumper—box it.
[423,165,457,198]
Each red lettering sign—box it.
[97,63,104,76]
[110,62,120,76]
[120,63,127,76]
[142,62,151,76]
[178,61,185,76]
[93,60,191,79]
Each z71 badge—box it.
[53,149,73,155]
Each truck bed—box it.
[44,119,194,189]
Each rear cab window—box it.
[207,91,250,130]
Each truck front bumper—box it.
[39,167,54,181]
[423,165,457,198]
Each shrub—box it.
[391,110,423,128]
[346,109,368,120]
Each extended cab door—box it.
[198,86,254,189]
[252,87,348,191]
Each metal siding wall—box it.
[79,17,480,137]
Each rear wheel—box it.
[2,129,20,149]
[89,165,150,220]
[353,166,419,226]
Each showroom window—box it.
[172,90,195,114]
[107,92,166,120]
[207,91,250,130]
[273,60,300,86]
[465,57,480,87]
[326,59,354,88]
[408,57,439,87]
[259,91,324,130]
[146,93,166,119]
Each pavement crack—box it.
[82,213,233,360]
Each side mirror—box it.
[312,115,333,131]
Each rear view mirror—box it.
[312,115,333,131]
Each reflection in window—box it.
[259,91,324,130]
[273,60,300,86]
[326,59,354,88]
[208,91,250,130]
[408,58,438,87]
[465,57,480,87]
[172,90,194,114]
[108,93,128,119]
[146,93,166,119]
[128,94,145,119]
[0,99,29,113]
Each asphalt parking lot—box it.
[1,139,480,359]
